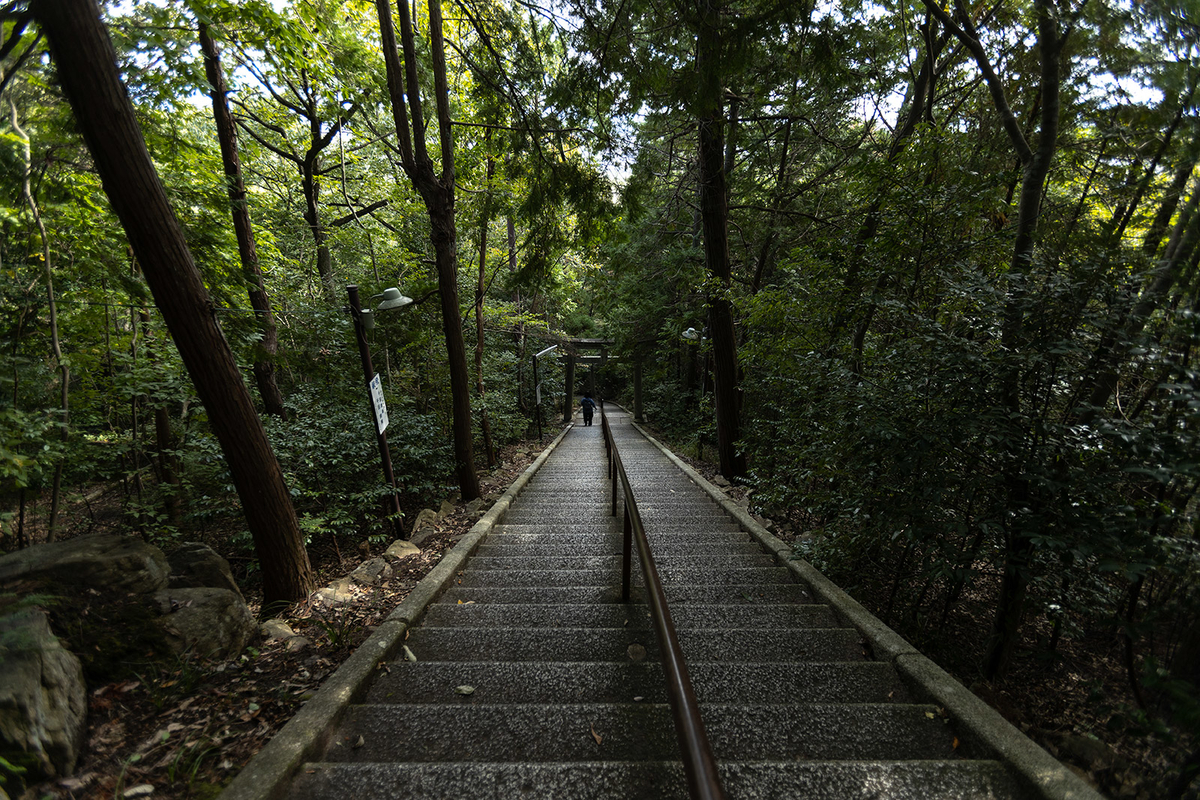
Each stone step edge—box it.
[626,415,1103,800]
[219,422,576,800]
[408,626,854,634]
[343,701,937,712]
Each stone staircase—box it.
[279,409,1036,799]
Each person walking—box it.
[580,393,596,426]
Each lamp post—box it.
[347,284,412,527]
[533,344,558,439]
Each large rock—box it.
[311,579,356,609]
[0,534,168,595]
[151,587,254,659]
[409,508,438,536]
[167,542,243,601]
[348,557,392,586]
[383,540,421,562]
[0,609,87,781]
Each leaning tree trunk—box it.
[199,22,287,419]
[34,0,314,606]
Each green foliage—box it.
[0,754,27,788]
[262,386,452,546]
[0,407,62,493]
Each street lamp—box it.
[347,284,412,529]
[533,344,557,440]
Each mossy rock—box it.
[39,580,175,683]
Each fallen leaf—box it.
[925,711,935,719]
[463,600,476,605]
[591,723,603,745]
[953,737,960,749]
[403,645,417,662]
[352,735,365,749]
[455,685,475,696]
[633,696,644,702]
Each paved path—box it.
[287,409,1023,799]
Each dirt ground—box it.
[13,439,547,800]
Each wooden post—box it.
[348,286,403,524]
[563,355,575,423]
[634,351,644,423]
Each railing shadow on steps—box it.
[599,406,726,800]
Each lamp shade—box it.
[682,327,700,341]
[377,287,413,311]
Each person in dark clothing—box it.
[581,393,596,426]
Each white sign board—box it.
[535,382,542,406]
[369,374,389,433]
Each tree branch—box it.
[920,0,1032,164]
[328,199,389,227]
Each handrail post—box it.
[621,504,632,601]
[610,451,618,518]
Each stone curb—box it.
[629,419,1105,800]
[219,422,574,800]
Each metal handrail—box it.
[599,407,726,800]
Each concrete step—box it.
[501,510,739,529]
[438,583,812,605]
[485,529,750,544]
[319,702,954,763]
[473,540,768,558]
[291,759,1020,800]
[401,626,863,663]
[364,660,908,705]
[420,602,838,630]
[468,554,778,571]
[491,523,620,535]
[456,566,795,588]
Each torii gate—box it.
[557,338,645,424]
[561,339,610,422]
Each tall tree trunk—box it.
[374,0,480,499]
[199,23,286,419]
[510,219,526,413]
[1107,72,1198,249]
[302,159,337,303]
[834,14,945,351]
[135,304,183,526]
[695,0,744,479]
[925,0,1067,679]
[475,154,496,467]
[10,100,68,541]
[33,0,314,605]
[1081,178,1200,416]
